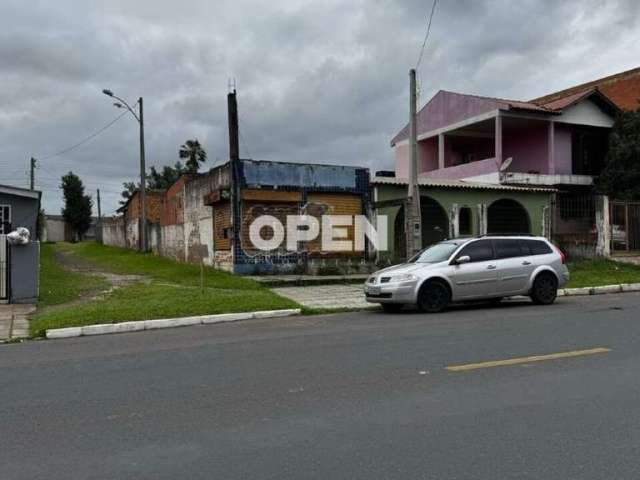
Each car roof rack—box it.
[479,233,536,237]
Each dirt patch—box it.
[53,248,148,288]
[34,248,151,318]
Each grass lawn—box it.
[567,259,640,288]
[38,243,109,307]
[31,243,299,337]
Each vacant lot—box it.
[31,243,298,337]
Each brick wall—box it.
[125,191,164,223]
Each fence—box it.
[611,201,640,252]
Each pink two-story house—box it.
[388,68,640,256]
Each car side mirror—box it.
[455,255,471,265]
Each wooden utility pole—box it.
[30,157,36,190]
[405,69,422,258]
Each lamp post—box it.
[102,89,147,252]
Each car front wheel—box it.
[530,272,558,305]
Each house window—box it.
[558,193,594,221]
[571,130,608,176]
[458,207,472,236]
[0,205,11,234]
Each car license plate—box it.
[368,286,381,295]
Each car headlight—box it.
[388,273,417,283]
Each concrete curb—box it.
[558,283,640,297]
[45,309,301,340]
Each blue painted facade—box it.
[232,160,370,275]
[240,159,367,192]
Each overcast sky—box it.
[1,0,639,216]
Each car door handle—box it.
[487,264,497,270]
[522,261,532,266]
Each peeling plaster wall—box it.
[155,168,230,265]
[101,218,126,248]
[100,161,371,274]
[183,175,214,265]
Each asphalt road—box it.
[2,293,640,479]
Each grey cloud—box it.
[0,0,638,216]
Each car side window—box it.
[527,240,553,255]
[494,239,525,259]
[457,240,494,262]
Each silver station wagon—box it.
[365,236,569,313]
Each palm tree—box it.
[179,139,207,173]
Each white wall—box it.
[557,99,614,128]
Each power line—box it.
[415,0,439,70]
[37,109,129,161]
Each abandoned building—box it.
[101,159,371,274]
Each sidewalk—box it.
[272,284,373,310]
[0,304,35,340]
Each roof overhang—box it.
[370,176,556,193]
[0,184,41,200]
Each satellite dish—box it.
[499,157,513,172]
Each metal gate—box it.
[0,235,7,302]
[611,201,640,252]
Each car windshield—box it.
[408,242,462,263]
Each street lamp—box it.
[102,89,147,252]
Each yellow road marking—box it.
[446,347,611,372]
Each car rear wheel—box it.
[530,272,558,305]
[381,303,403,313]
[417,281,451,313]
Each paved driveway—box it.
[0,304,34,340]
[272,284,374,310]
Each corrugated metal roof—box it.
[370,176,556,193]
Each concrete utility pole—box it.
[138,97,147,252]
[97,188,102,244]
[228,88,241,266]
[405,69,422,258]
[97,188,102,221]
[101,89,147,252]
[30,157,36,190]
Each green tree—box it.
[179,139,207,173]
[61,172,93,241]
[120,181,138,206]
[596,109,640,200]
[148,161,187,189]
